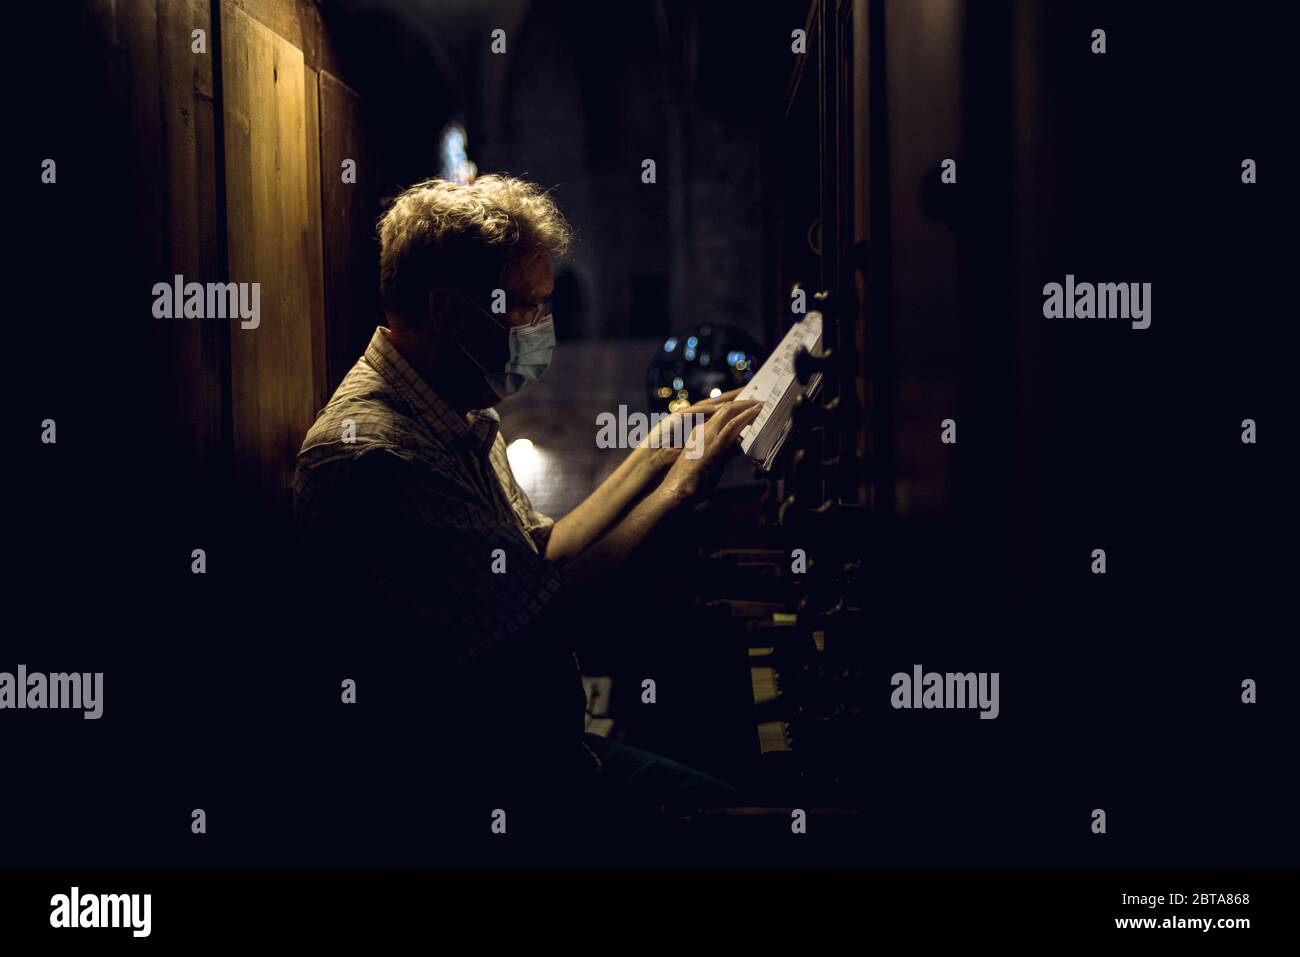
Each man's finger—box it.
[702,400,754,435]
[688,387,747,412]
[720,402,762,443]
[700,402,761,453]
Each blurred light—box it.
[709,387,722,399]
[646,323,765,414]
[439,122,476,185]
[668,397,690,412]
[506,438,543,485]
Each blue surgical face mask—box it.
[457,301,556,399]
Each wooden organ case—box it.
[684,0,891,813]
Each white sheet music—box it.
[737,311,823,465]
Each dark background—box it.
[3,0,1296,867]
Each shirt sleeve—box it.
[487,432,556,557]
[519,505,556,558]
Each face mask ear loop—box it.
[439,290,550,399]
[456,338,492,376]
[448,289,506,373]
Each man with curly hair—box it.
[291,175,759,861]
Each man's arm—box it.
[557,398,761,588]
[543,441,665,563]
[544,390,750,563]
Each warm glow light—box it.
[506,438,541,482]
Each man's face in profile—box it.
[452,257,556,409]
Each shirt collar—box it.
[364,326,499,452]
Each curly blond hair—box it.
[377,174,572,322]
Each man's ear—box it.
[426,288,463,336]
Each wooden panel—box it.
[85,0,230,476]
[221,0,325,506]
[304,65,328,415]
[319,70,379,394]
[225,0,346,76]
[158,0,228,471]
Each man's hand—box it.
[558,394,762,588]
[636,388,751,475]
[658,398,763,507]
